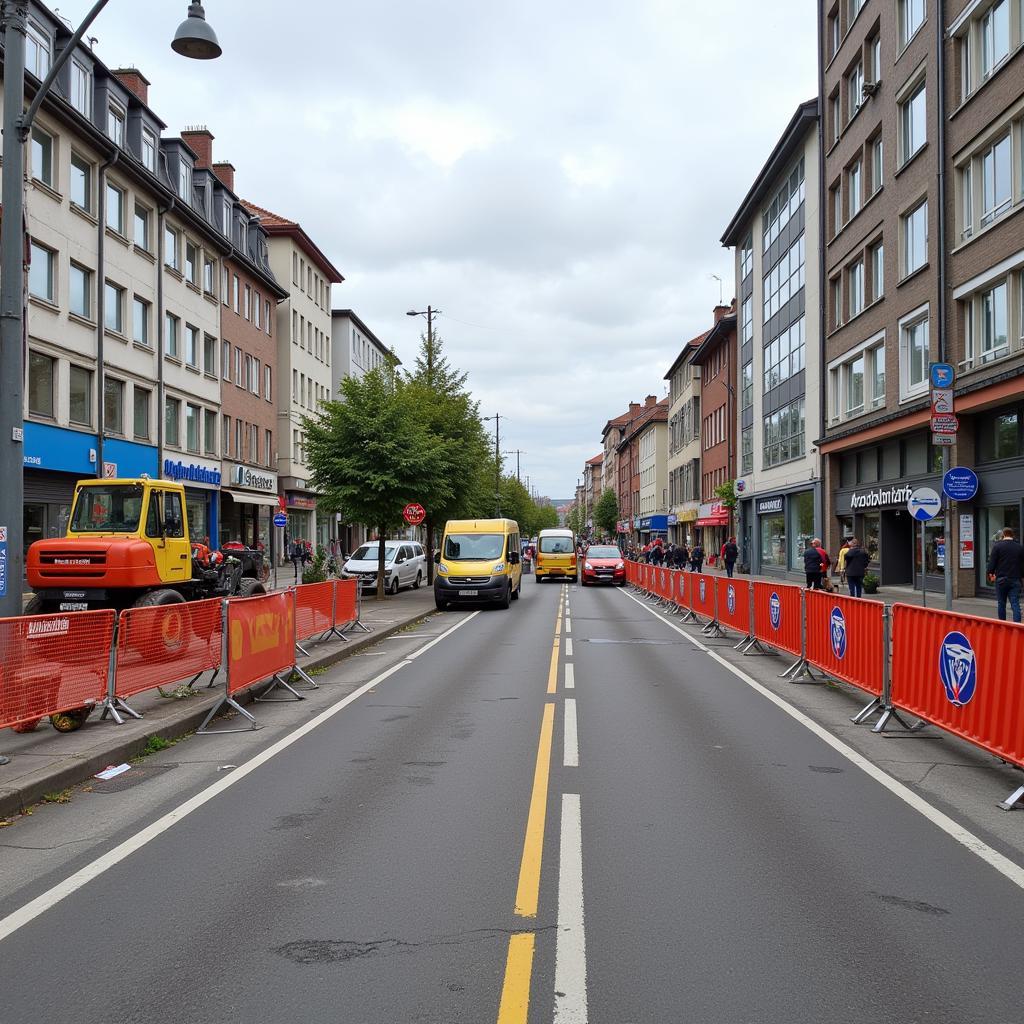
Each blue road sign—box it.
[930,362,955,389]
[273,512,288,528]
[908,487,942,521]
[943,466,978,502]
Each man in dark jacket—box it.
[675,543,689,569]
[691,544,704,573]
[987,526,1024,622]
[803,538,825,590]
[844,537,870,598]
[723,537,739,578]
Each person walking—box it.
[803,537,826,590]
[675,542,689,569]
[844,537,870,598]
[691,543,704,574]
[987,526,1024,623]
[723,536,739,578]
[835,539,850,588]
[290,539,304,582]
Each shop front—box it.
[696,501,729,560]
[752,488,817,577]
[638,514,669,542]
[162,457,221,548]
[221,464,278,555]
[286,492,318,551]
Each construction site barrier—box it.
[673,570,689,611]
[804,590,884,697]
[334,577,359,631]
[654,567,671,602]
[294,581,341,652]
[751,581,803,658]
[690,573,716,621]
[715,577,751,637]
[0,609,115,731]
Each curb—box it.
[0,606,437,820]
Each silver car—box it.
[343,541,426,594]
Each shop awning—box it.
[696,514,729,527]
[222,489,279,507]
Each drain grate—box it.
[91,763,178,793]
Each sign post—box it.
[908,486,941,608]
[930,363,957,611]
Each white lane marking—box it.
[565,638,573,657]
[564,663,575,690]
[0,611,481,943]
[565,617,571,634]
[407,611,481,661]
[564,698,579,767]
[620,588,1024,892]
[554,793,587,1023]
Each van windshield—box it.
[70,485,144,533]
[540,536,574,554]
[444,533,504,561]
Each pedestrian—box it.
[815,539,832,590]
[844,537,870,598]
[836,538,850,587]
[723,536,739,578]
[690,543,704,573]
[290,538,303,581]
[987,526,1024,623]
[803,537,826,590]
[675,542,689,569]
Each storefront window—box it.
[186,490,209,545]
[789,491,815,569]
[760,514,786,568]
[863,513,880,565]
[978,504,1021,588]
[837,516,854,543]
[913,521,945,578]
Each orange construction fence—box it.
[691,573,716,621]
[227,590,295,696]
[751,581,803,658]
[334,577,358,629]
[804,590,884,697]
[715,577,750,636]
[674,570,689,610]
[295,581,334,643]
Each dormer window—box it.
[178,160,192,202]
[107,103,125,147]
[221,199,231,236]
[70,59,91,117]
[25,20,50,78]
[142,128,157,173]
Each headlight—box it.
[493,562,505,573]
[616,561,624,569]
[584,561,593,570]
[437,564,449,575]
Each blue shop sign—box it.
[942,466,978,502]
[163,459,222,486]
[22,422,157,477]
[639,515,669,531]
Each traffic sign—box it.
[402,502,426,526]
[273,512,287,528]
[930,362,955,389]
[930,413,959,433]
[931,388,954,415]
[943,466,978,502]
[908,486,942,521]
[932,433,955,446]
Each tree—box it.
[533,504,559,533]
[565,503,585,538]
[593,488,619,538]
[304,367,451,599]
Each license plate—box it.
[458,589,479,597]
[59,602,88,611]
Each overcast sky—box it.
[64,0,817,500]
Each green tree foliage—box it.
[304,367,450,598]
[713,479,738,511]
[593,488,619,537]
[565,503,585,538]
[533,504,559,532]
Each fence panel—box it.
[0,609,115,729]
[295,581,334,643]
[890,604,1024,768]
[655,567,670,600]
[804,590,883,696]
[115,598,222,701]
[334,578,358,628]
[752,581,803,657]
[674,570,689,610]
[715,578,750,635]
[227,591,294,695]
[691,573,716,620]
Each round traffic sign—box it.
[273,512,287,528]
[403,502,426,526]
[943,466,978,502]
[907,486,942,521]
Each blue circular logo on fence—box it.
[830,606,847,660]
[939,631,977,707]
[769,592,781,630]
[699,578,706,603]
[727,584,736,615]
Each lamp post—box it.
[406,307,440,580]
[0,1,220,623]
[483,414,502,516]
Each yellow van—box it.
[434,518,522,610]
[535,528,577,582]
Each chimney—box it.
[111,68,149,104]
[645,394,657,408]
[181,127,214,169]
[628,402,641,414]
[712,303,731,324]
[212,161,235,193]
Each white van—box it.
[343,540,426,594]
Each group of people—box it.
[802,536,871,597]
[630,536,740,576]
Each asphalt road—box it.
[2,574,1024,1023]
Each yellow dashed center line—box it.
[497,932,536,1024]
[514,702,555,917]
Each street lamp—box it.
[0,0,221,622]
[483,414,502,517]
[406,307,440,379]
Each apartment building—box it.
[583,452,603,533]
[721,100,823,579]
[242,202,344,551]
[600,410,629,537]
[637,405,669,539]
[613,396,665,545]
[665,333,705,546]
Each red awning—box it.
[696,514,729,527]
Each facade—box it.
[665,333,706,545]
[583,453,603,533]
[688,304,738,557]
[242,201,344,553]
[600,411,629,539]
[721,100,824,578]
[637,406,669,538]
[614,396,666,545]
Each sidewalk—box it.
[0,587,438,819]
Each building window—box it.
[104,378,124,436]
[142,129,157,173]
[69,365,92,426]
[900,308,930,398]
[254,291,262,329]
[107,103,125,147]
[869,33,881,82]
[741,425,753,475]
[204,409,217,455]
[871,135,883,193]
[221,199,232,236]
[847,60,864,121]
[848,258,865,317]
[762,236,805,320]
[134,203,151,251]
[899,81,926,165]
[203,257,215,295]
[235,419,242,457]
[31,128,53,188]
[221,266,229,305]
[234,346,242,386]
[828,10,840,57]
[204,334,217,376]
[847,353,865,414]
[29,241,54,302]
[134,387,150,439]
[762,398,805,469]
[233,274,240,313]
[70,152,91,210]
[133,296,150,345]
[185,404,200,453]
[28,352,55,418]
[899,0,925,46]
[164,227,179,271]
[265,300,272,335]
[165,313,179,359]
[870,240,884,301]
[848,159,862,218]
[762,157,805,251]
[70,59,91,116]
[222,340,231,381]
[965,279,1010,368]
[829,90,841,145]
[25,19,50,78]
[185,242,199,285]
[185,324,200,367]
[981,0,1010,78]
[70,262,92,319]
[178,161,192,202]
[901,200,928,278]
[829,338,885,422]
[222,415,231,456]
[265,430,273,468]
[165,398,180,447]
[980,133,1011,226]
[105,182,125,234]
[740,232,753,279]
[764,316,806,390]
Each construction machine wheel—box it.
[238,578,266,598]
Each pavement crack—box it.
[0,836,97,851]
[870,892,950,916]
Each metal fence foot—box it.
[254,673,305,702]
[781,658,815,680]
[205,667,220,689]
[196,696,259,734]
[851,697,882,725]
[99,695,142,724]
[998,784,1024,811]
[295,640,312,658]
[348,620,373,634]
[872,707,925,734]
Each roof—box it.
[601,409,633,440]
[720,98,818,247]
[241,200,345,283]
[585,453,604,466]
[332,309,398,364]
[663,330,711,380]
[620,399,669,447]
[690,311,738,365]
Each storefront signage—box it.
[22,422,157,477]
[616,520,630,533]
[755,496,784,515]
[163,459,222,486]
[639,515,668,531]
[286,493,317,510]
[959,513,975,569]
[0,525,7,599]
[907,486,942,521]
[942,467,978,502]
[849,485,913,509]
[667,514,678,526]
[231,465,277,493]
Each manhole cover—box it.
[91,763,178,793]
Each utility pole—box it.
[484,413,502,516]
[407,305,442,581]
[504,449,525,483]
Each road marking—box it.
[547,637,560,694]
[497,932,535,1024]
[515,702,555,917]
[564,698,579,767]
[565,617,571,634]
[554,793,587,1023]
[565,638,573,657]
[564,663,575,690]
[621,588,1024,892]
[0,611,482,944]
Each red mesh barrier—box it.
[654,567,671,600]
[805,590,883,697]
[334,578,358,627]
[752,581,802,657]
[227,591,294,695]
[674,570,689,609]
[0,609,114,729]
[295,582,334,642]
[891,604,1024,768]
[114,598,222,701]
[715,577,751,635]
[691,573,716,620]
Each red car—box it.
[581,544,626,586]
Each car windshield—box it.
[70,485,144,533]
[444,533,504,561]
[587,546,621,559]
[351,543,398,562]
[540,536,574,554]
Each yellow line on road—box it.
[547,636,560,694]
[515,702,555,917]
[497,932,535,1024]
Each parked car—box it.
[581,544,626,586]
[343,540,426,594]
